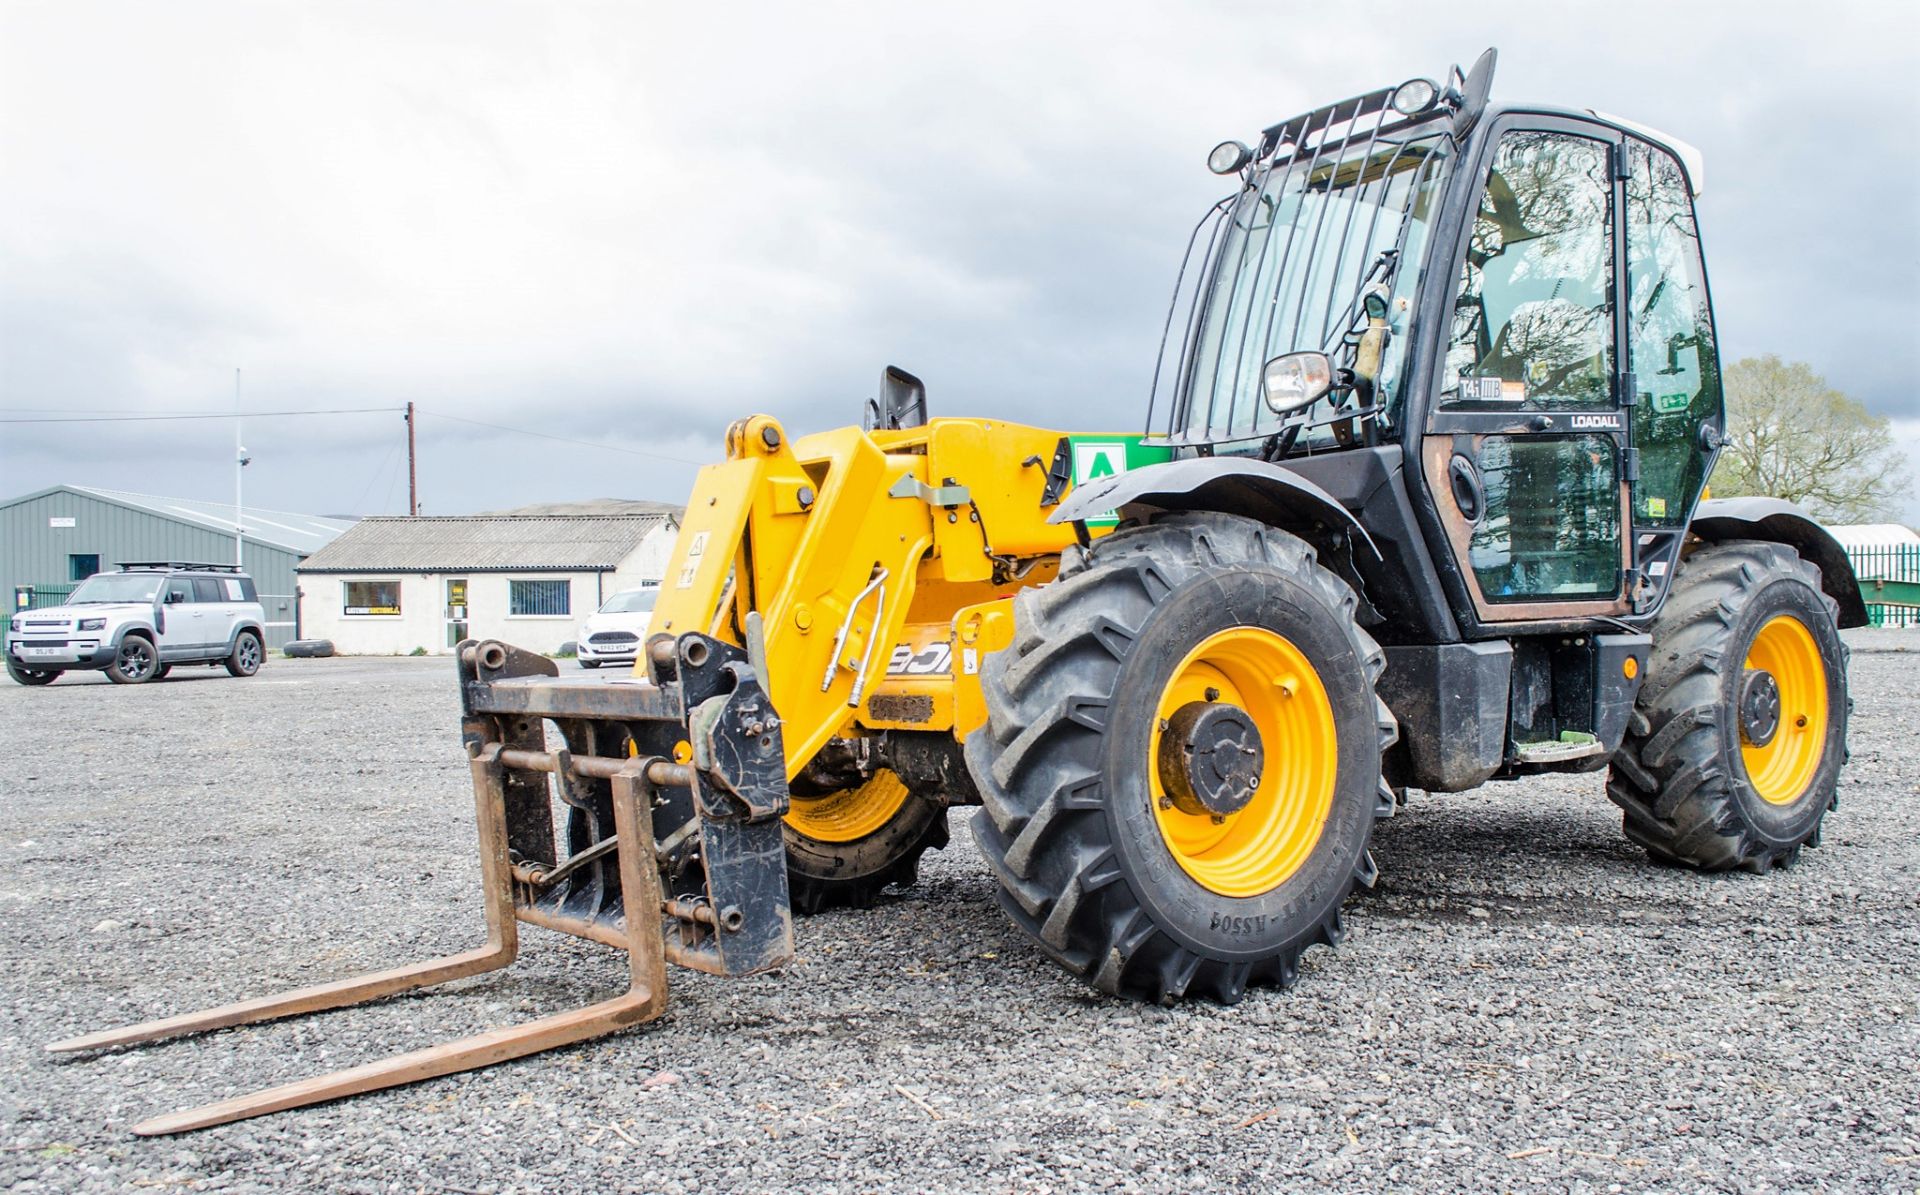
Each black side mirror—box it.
[164,590,185,605]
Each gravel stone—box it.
[0,634,1915,1192]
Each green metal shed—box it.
[0,485,354,649]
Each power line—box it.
[417,408,708,466]
[0,407,403,425]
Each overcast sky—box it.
[3,1,1917,520]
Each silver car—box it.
[5,563,268,686]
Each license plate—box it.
[20,647,64,658]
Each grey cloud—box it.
[3,1,1915,517]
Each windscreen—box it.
[600,589,658,614]
[1150,119,1452,452]
[68,573,164,603]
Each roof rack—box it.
[114,562,246,573]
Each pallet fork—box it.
[47,637,795,1135]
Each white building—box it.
[296,504,680,655]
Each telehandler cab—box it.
[54,49,1863,1134]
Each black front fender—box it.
[1690,497,1868,628]
[1049,456,1378,557]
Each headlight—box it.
[1207,140,1252,175]
[1262,351,1334,414]
[7,616,19,633]
[1390,77,1440,117]
[78,618,106,631]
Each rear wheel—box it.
[225,630,263,677]
[783,769,949,913]
[6,658,59,686]
[967,513,1395,1003]
[105,636,159,684]
[1608,541,1849,871]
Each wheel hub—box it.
[1157,700,1264,819]
[1738,668,1782,748]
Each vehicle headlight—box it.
[7,616,19,633]
[78,618,106,631]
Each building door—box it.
[445,579,469,648]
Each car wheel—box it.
[106,636,159,684]
[6,657,59,686]
[225,630,264,677]
[579,659,601,669]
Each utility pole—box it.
[405,401,419,516]
[234,368,249,566]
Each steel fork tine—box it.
[47,748,522,1055]
[130,987,659,1135]
[120,760,670,1136]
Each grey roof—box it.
[476,498,685,518]
[3,484,356,555]
[296,513,677,574]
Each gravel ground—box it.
[1,632,1916,1193]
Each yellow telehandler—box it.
[53,49,1864,1134]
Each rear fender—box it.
[1049,455,1378,557]
[1689,497,1868,628]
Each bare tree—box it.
[1709,355,1911,523]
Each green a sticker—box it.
[1066,435,1175,527]
[1653,391,1691,414]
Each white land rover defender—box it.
[5,562,268,686]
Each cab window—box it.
[1443,131,1615,409]
[1626,140,1721,526]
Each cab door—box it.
[1421,119,1634,622]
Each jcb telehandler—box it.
[54,50,1863,1135]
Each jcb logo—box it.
[887,642,952,676]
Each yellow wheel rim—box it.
[1149,627,1337,898]
[785,769,911,843]
[1741,615,1828,806]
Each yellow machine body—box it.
[645,414,1086,775]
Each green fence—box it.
[1848,544,1920,628]
[11,584,78,612]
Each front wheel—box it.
[106,636,159,684]
[783,769,949,913]
[1608,541,1849,871]
[967,513,1395,1004]
[6,657,59,686]
[225,630,263,677]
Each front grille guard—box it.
[1145,87,1451,453]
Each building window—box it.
[509,579,571,617]
[69,554,100,581]
[343,579,402,615]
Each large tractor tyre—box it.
[783,770,950,914]
[966,513,1396,1004]
[105,635,160,684]
[6,658,59,686]
[1608,541,1849,872]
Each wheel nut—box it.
[1159,796,1174,810]
[1209,813,1225,825]
[1204,687,1220,702]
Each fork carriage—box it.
[48,635,797,1135]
